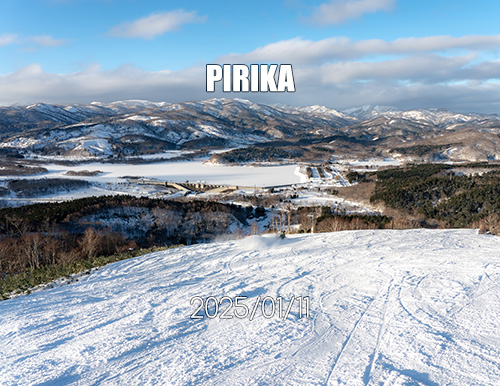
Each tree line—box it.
[0,195,256,298]
[369,163,500,228]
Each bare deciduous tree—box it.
[79,227,100,259]
[481,213,500,235]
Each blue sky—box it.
[1,0,500,112]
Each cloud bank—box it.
[221,35,500,64]
[2,34,500,113]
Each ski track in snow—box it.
[1,229,500,385]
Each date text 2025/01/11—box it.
[190,295,310,320]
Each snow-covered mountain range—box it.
[1,98,500,161]
[343,104,498,126]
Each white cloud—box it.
[28,35,68,47]
[0,34,18,46]
[221,35,500,64]
[3,34,500,113]
[108,10,206,39]
[320,55,476,83]
[310,0,396,25]
[0,34,67,49]
[0,64,203,106]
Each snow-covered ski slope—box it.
[1,229,500,385]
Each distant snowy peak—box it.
[294,104,352,119]
[89,100,169,114]
[343,105,401,120]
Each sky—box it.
[1,0,500,113]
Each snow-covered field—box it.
[342,158,401,172]
[346,158,401,168]
[0,160,305,205]
[1,229,500,385]
[31,161,302,187]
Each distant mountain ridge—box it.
[342,105,401,121]
[1,98,500,162]
[342,104,500,125]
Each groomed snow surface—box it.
[1,229,500,385]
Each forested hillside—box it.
[370,163,500,227]
[0,196,259,298]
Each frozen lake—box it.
[43,160,303,187]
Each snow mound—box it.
[1,229,500,385]
[237,234,294,251]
